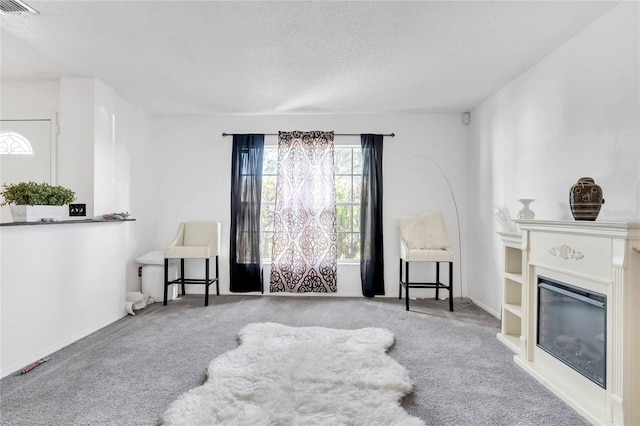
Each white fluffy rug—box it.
[161,322,424,425]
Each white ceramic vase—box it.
[516,199,535,220]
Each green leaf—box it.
[0,181,76,206]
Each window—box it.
[260,145,362,261]
[260,146,278,259]
[0,131,34,155]
[334,146,362,260]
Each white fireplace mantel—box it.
[510,220,640,425]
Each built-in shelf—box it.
[497,231,523,355]
[503,303,522,317]
[0,218,135,227]
[504,272,522,283]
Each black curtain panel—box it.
[360,134,385,297]
[230,134,264,293]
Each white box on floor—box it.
[142,264,178,302]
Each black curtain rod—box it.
[221,132,395,137]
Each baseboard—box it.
[467,296,500,318]
[1,310,127,378]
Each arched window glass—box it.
[0,132,34,155]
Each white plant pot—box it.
[10,205,67,222]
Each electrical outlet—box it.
[69,204,86,217]
[138,266,142,277]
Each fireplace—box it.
[537,276,606,388]
[510,220,640,425]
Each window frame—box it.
[333,145,361,264]
[260,143,278,261]
[260,141,362,264]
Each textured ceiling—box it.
[0,1,619,116]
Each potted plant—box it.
[1,181,76,222]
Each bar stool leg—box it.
[215,255,220,295]
[205,258,210,306]
[163,258,169,306]
[436,262,441,301]
[398,259,403,299]
[180,259,186,295]
[405,261,410,311]
[449,261,454,312]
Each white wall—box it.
[93,79,117,217]
[0,81,59,113]
[153,113,468,298]
[115,97,157,292]
[59,78,96,217]
[467,2,640,316]
[0,223,129,377]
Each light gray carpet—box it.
[0,295,589,426]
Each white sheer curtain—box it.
[269,131,337,293]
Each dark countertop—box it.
[0,218,136,227]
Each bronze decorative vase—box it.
[569,177,604,221]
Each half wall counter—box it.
[0,218,134,377]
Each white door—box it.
[0,117,55,222]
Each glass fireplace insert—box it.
[537,276,606,388]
